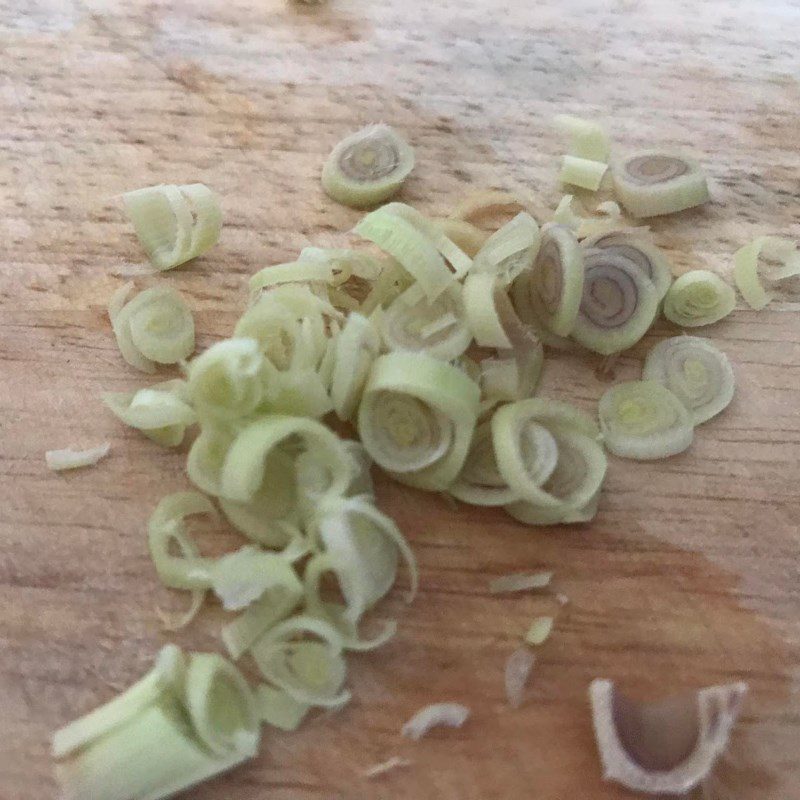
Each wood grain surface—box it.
[1,1,799,798]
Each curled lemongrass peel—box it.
[123,183,221,270]
[489,571,553,594]
[663,270,735,328]
[643,336,734,425]
[505,647,536,709]
[249,260,335,293]
[46,443,110,471]
[734,235,800,310]
[589,679,747,795]
[599,380,693,460]
[331,312,381,421]
[504,491,600,526]
[322,125,414,209]
[449,421,517,507]
[527,223,584,336]
[572,248,659,355]
[462,273,512,348]
[560,155,608,192]
[554,115,611,162]
[111,286,195,372]
[582,231,673,301]
[612,151,709,218]
[357,352,480,491]
[53,646,259,800]
[471,212,541,285]
[255,684,309,731]
[401,703,470,740]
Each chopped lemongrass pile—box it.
[54,112,765,800]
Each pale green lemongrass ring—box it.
[560,155,608,192]
[663,270,735,327]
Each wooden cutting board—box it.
[1,1,799,798]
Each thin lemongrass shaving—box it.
[560,155,608,192]
[249,260,335,293]
[209,546,299,611]
[598,380,693,460]
[401,703,470,740]
[505,647,536,709]
[489,571,553,594]
[471,212,541,285]
[434,218,489,258]
[554,115,611,162]
[46,442,110,471]
[449,422,517,507]
[330,312,381,421]
[254,684,309,731]
[504,492,599,526]
[663,270,735,328]
[525,616,554,646]
[187,426,235,497]
[363,756,412,779]
[734,235,800,310]
[462,273,512,348]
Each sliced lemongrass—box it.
[571,249,659,355]
[553,194,583,232]
[108,281,135,322]
[209,546,299,611]
[306,595,399,652]
[148,492,217,591]
[554,115,611,162]
[355,207,454,301]
[221,415,352,504]
[123,183,221,270]
[260,362,333,419]
[401,703,470,740]
[187,425,235,496]
[299,246,384,281]
[582,231,673,300]
[505,647,536,710]
[663,270,735,327]
[363,756,412,779]
[590,679,747,795]
[360,258,414,315]
[596,200,622,217]
[510,271,580,352]
[504,491,599,526]
[450,190,529,224]
[254,684,309,731]
[104,380,196,447]
[380,283,471,361]
[560,155,608,192]
[221,577,304,661]
[471,212,541,285]
[121,286,194,364]
[462,273,512,348]
[525,616,554,646]
[322,124,414,208]
[250,615,350,707]
[187,338,263,420]
[598,380,693,460]
[331,311,381,421]
[492,399,605,509]
[643,336,734,425]
[434,218,489,258]
[357,352,480,491]
[488,571,553,594]
[612,151,709,218]
[46,442,110,471]
[527,223,584,336]
[734,235,800,310]
[156,587,205,632]
[450,421,517,506]
[249,260,335,293]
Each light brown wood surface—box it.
[1,1,799,798]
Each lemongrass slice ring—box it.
[357,352,480,491]
[733,235,800,310]
[571,249,659,355]
[598,380,693,460]
[331,312,381,421]
[643,336,734,425]
[462,273,512,348]
[380,283,471,361]
[123,183,221,270]
[450,421,518,507]
[582,231,673,300]
[612,151,709,218]
[662,270,735,327]
[321,124,414,209]
[560,156,608,192]
[433,218,489,258]
[471,212,541,285]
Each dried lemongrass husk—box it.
[612,151,709,218]
[589,678,747,795]
[401,703,470,740]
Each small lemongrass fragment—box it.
[596,200,622,217]
[489,571,553,594]
[643,336,734,425]
[254,684,309,731]
[572,248,659,355]
[434,218,489,258]
[589,678,747,795]
[734,235,800,310]
[663,270,735,328]
[598,380,693,460]
[450,190,529,224]
[363,756,412,779]
[471,212,541,285]
[107,281,135,321]
[380,283,471,361]
[322,124,414,209]
[331,312,381,421]
[582,231,673,300]
[187,425,235,496]
[360,258,414,315]
[612,151,709,218]
[46,443,110,471]
[462,273,512,348]
[528,223,584,336]
[554,115,611,162]
[123,183,221,270]
[560,155,608,192]
[299,247,384,282]
[505,647,536,710]
[355,207,454,301]
[249,260,335,293]
[401,703,470,740]
[553,194,583,232]
[357,352,480,491]
[449,422,516,507]
[525,616,554,646]
[504,492,600,526]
